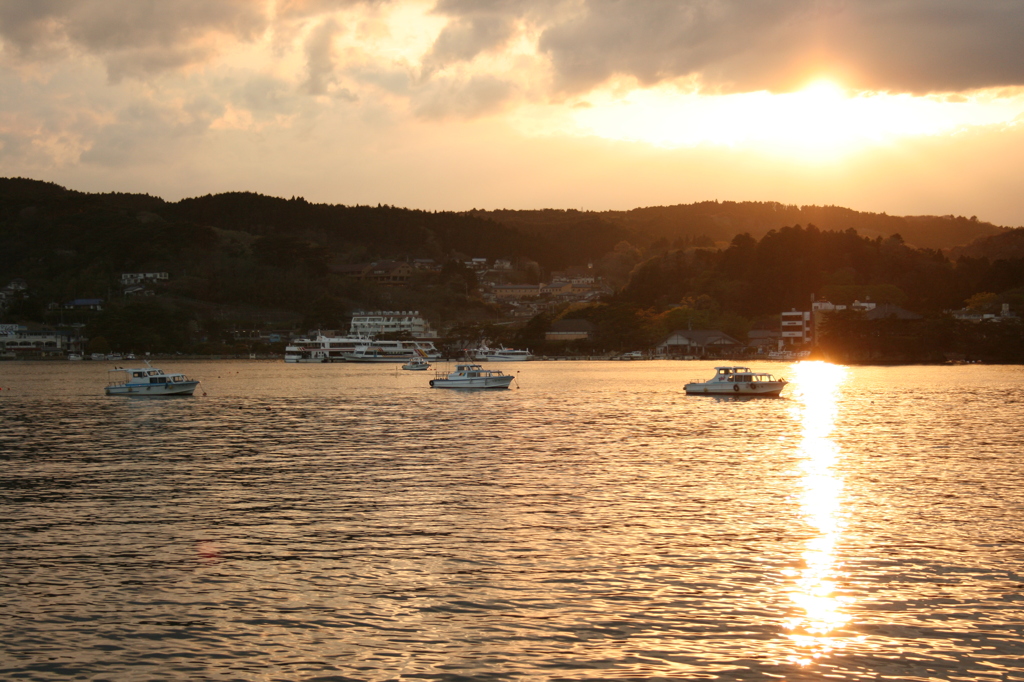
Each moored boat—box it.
[104,363,200,396]
[684,366,788,396]
[429,364,515,389]
[402,357,431,371]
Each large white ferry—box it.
[344,342,438,363]
[285,334,440,363]
[285,310,442,363]
[471,345,533,362]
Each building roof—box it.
[662,329,740,346]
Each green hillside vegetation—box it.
[2,177,1022,362]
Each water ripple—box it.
[2,361,1023,680]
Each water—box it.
[2,360,1024,680]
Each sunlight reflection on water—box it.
[784,361,852,666]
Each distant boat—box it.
[402,357,431,371]
[67,353,83,361]
[430,363,515,389]
[105,362,200,396]
[684,366,788,396]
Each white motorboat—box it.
[430,364,515,389]
[684,366,788,396]
[402,357,431,371]
[105,363,200,396]
[471,345,533,361]
[67,353,83,361]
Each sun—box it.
[553,77,1024,162]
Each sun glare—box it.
[561,79,1024,160]
[783,361,852,664]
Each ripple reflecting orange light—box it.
[783,361,852,666]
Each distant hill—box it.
[949,227,1024,260]
[471,202,1007,251]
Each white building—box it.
[349,311,438,338]
[780,309,812,346]
[0,327,82,356]
[121,272,169,286]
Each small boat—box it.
[430,363,515,389]
[402,357,431,371]
[684,366,788,396]
[104,363,200,396]
[67,353,83,361]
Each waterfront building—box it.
[781,309,812,346]
[657,330,740,357]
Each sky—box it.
[2,0,1024,226]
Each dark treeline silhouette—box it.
[474,201,1008,251]
[2,177,1022,362]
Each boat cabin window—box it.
[132,371,145,378]
[150,377,166,384]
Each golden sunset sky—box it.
[2,0,1023,225]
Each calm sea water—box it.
[2,359,1024,681]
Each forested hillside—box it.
[2,177,1022,362]
[473,202,1007,251]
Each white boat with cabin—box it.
[402,357,431,371]
[430,364,515,389]
[684,366,788,396]
[472,345,533,362]
[105,363,200,396]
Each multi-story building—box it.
[780,309,812,346]
[0,326,83,356]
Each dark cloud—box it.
[0,0,267,78]
[432,0,1024,94]
[425,12,515,68]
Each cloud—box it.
[0,0,268,79]
[430,0,1024,95]
[414,74,515,118]
[304,18,340,95]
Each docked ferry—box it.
[471,345,533,362]
[285,334,440,363]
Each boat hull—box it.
[105,381,200,396]
[684,382,786,396]
[430,377,514,389]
